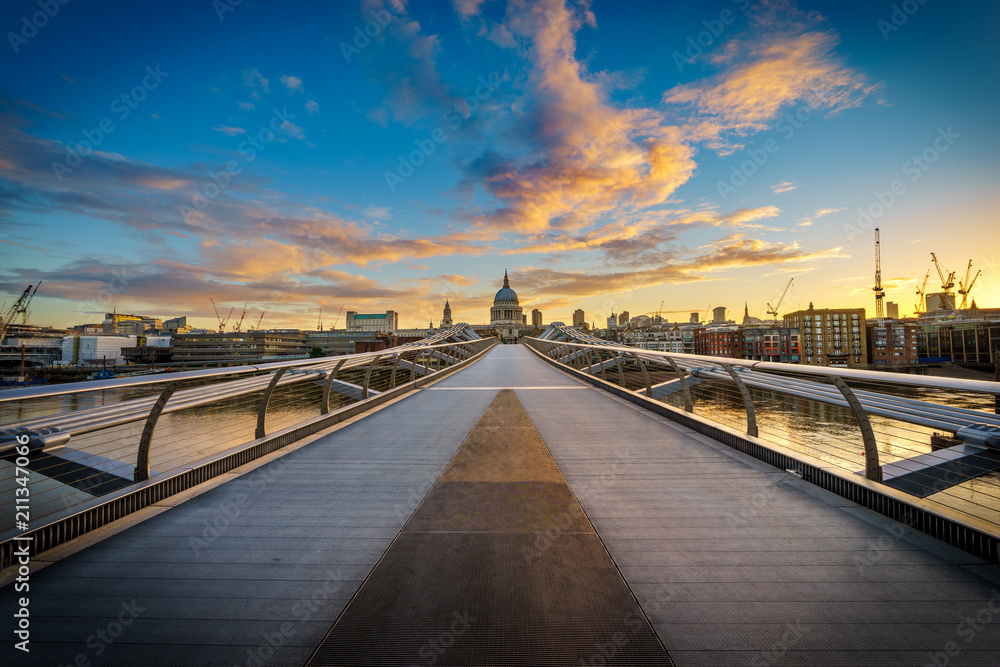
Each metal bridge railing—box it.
[524,331,1000,532]
[0,332,496,545]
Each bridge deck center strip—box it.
[306,388,674,666]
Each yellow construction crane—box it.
[914,270,930,315]
[767,278,794,321]
[930,252,956,295]
[0,284,39,341]
[957,261,982,310]
[872,229,885,323]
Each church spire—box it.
[503,269,509,288]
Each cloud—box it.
[798,205,843,227]
[362,206,391,219]
[281,121,307,141]
[771,181,797,194]
[305,99,320,114]
[213,125,246,136]
[237,100,255,111]
[362,1,457,126]
[812,206,843,218]
[280,74,304,92]
[663,5,883,141]
[441,273,477,286]
[503,205,783,268]
[0,114,484,273]
[463,0,695,233]
[242,68,269,101]
[451,0,488,18]
[508,234,842,301]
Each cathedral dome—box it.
[493,270,519,304]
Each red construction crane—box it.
[234,303,248,333]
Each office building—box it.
[784,304,867,367]
[172,331,307,363]
[867,321,918,365]
[346,311,398,333]
[741,327,801,363]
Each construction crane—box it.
[255,311,265,331]
[767,278,794,321]
[872,228,885,323]
[331,303,344,329]
[210,298,225,333]
[222,306,234,332]
[957,261,982,310]
[20,281,41,325]
[317,306,323,332]
[914,270,930,315]
[234,303,248,333]
[930,252,956,296]
[656,300,664,324]
[0,284,37,342]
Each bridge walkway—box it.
[2,345,999,666]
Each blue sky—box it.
[1,0,998,329]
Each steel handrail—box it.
[529,331,1000,395]
[0,337,482,404]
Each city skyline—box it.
[2,0,999,330]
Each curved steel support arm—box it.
[721,363,758,437]
[629,352,653,398]
[321,359,348,415]
[135,381,181,482]
[613,352,626,388]
[829,376,882,482]
[666,358,693,413]
[594,348,607,381]
[256,368,289,439]
[362,354,383,399]
[389,353,402,389]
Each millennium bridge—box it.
[2,323,1000,666]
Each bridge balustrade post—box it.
[628,352,653,397]
[134,380,181,483]
[721,363,758,437]
[666,357,693,412]
[256,368,289,439]
[595,348,607,381]
[362,354,384,399]
[321,359,348,415]
[829,376,882,482]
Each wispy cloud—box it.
[280,74,303,92]
[812,206,844,218]
[663,3,883,144]
[213,125,246,136]
[242,67,269,100]
[441,273,477,286]
[771,181,797,194]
